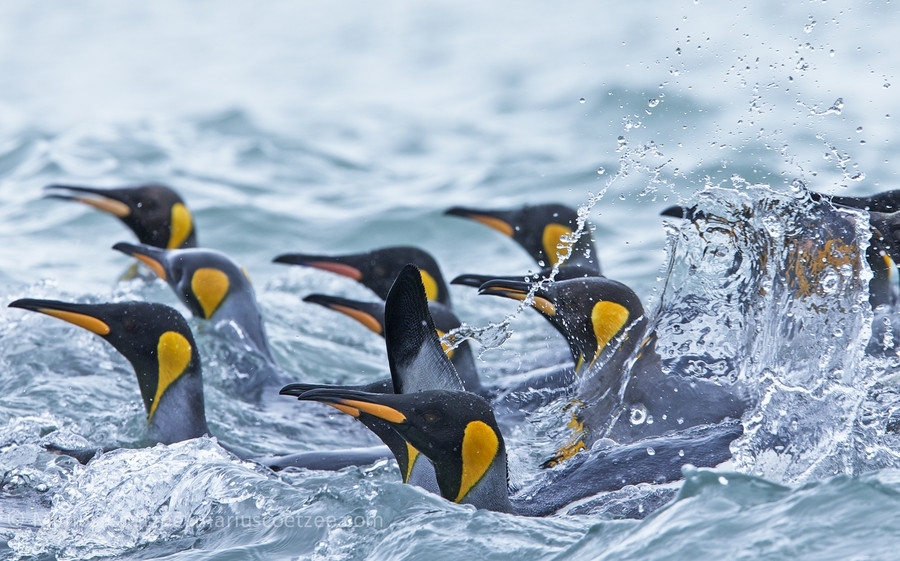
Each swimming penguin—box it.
[478,276,748,453]
[8,298,209,445]
[663,191,900,308]
[280,265,470,489]
[7,297,393,470]
[111,241,285,394]
[301,293,481,393]
[293,387,742,515]
[45,183,197,249]
[445,203,601,289]
[273,246,452,307]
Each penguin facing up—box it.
[445,203,601,289]
[282,265,468,490]
[479,276,748,455]
[301,293,481,393]
[273,246,452,307]
[45,183,198,250]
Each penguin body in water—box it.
[662,189,900,309]
[45,183,197,249]
[479,276,748,453]
[111,242,285,395]
[273,246,452,307]
[7,297,392,470]
[446,203,601,288]
[282,265,470,490]
[293,387,742,516]
[283,266,742,515]
[8,298,209,446]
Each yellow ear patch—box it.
[456,420,499,502]
[436,330,455,359]
[332,305,383,334]
[419,270,440,302]
[149,331,193,420]
[191,268,230,319]
[543,223,574,266]
[471,215,514,237]
[591,301,630,360]
[38,308,111,336]
[403,442,420,483]
[167,203,193,249]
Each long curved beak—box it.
[8,298,112,335]
[44,184,132,218]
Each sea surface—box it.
[2,1,900,559]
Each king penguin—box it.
[284,269,743,515]
[272,246,453,307]
[8,298,209,445]
[445,203,601,289]
[280,265,470,489]
[479,276,748,456]
[111,241,287,395]
[7,297,395,471]
[45,183,198,249]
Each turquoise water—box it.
[2,1,900,559]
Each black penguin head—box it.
[112,243,254,321]
[295,388,505,504]
[8,298,201,423]
[479,276,645,370]
[445,203,599,273]
[45,183,197,249]
[272,246,451,306]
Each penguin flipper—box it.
[512,420,743,516]
[385,265,465,394]
[256,446,394,472]
[43,444,111,464]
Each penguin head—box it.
[45,183,197,249]
[445,203,599,273]
[294,388,507,507]
[7,298,207,442]
[479,277,645,371]
[112,243,256,321]
[272,246,451,306]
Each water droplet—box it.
[677,417,684,425]
[617,136,627,145]
[630,404,648,425]
[596,167,605,175]
[579,97,586,104]
[885,82,892,89]
[646,447,656,456]
[849,172,865,182]
[833,327,844,337]
[718,476,729,485]
[678,449,685,457]
[829,49,835,57]
[804,19,816,34]
[648,98,660,108]
[856,126,863,132]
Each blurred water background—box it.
[1,1,900,559]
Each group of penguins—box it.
[9,183,900,517]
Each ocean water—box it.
[1,0,900,559]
